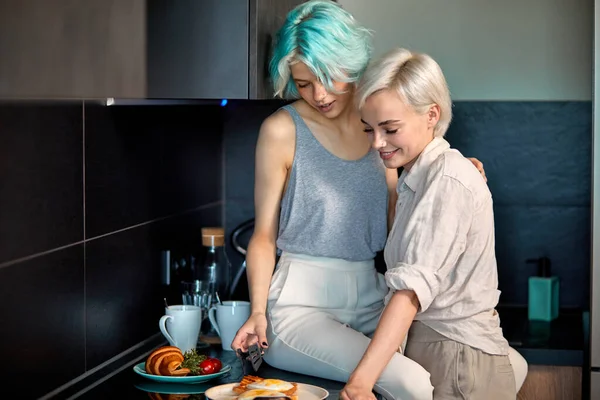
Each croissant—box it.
[145,346,191,376]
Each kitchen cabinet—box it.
[248,0,307,99]
[0,0,146,99]
[0,0,305,100]
[148,0,305,100]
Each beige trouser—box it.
[405,321,517,400]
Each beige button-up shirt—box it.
[384,137,509,356]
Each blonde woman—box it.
[341,48,518,400]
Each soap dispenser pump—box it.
[527,256,559,321]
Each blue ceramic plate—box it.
[133,362,231,384]
[134,381,207,394]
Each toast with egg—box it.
[236,389,294,400]
[234,376,298,400]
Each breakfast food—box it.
[144,346,224,377]
[237,389,291,400]
[234,376,297,400]
[145,346,190,376]
[247,379,296,393]
[179,349,223,375]
[198,357,223,375]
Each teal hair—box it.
[269,0,373,99]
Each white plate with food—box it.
[205,377,329,400]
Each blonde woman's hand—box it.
[230,313,269,353]
[339,381,377,400]
[468,157,487,182]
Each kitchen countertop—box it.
[44,306,585,399]
[55,344,345,400]
[496,305,585,367]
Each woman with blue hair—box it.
[231,1,526,399]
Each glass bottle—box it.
[197,227,232,304]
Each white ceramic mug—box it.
[208,301,251,351]
[159,305,202,353]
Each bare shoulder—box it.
[260,107,295,140]
[256,107,296,166]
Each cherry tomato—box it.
[198,359,216,375]
[209,357,222,373]
[197,357,223,375]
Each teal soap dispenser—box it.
[527,257,559,321]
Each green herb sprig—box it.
[179,349,207,375]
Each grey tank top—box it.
[276,104,388,261]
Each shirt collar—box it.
[402,137,450,192]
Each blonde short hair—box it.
[356,48,452,137]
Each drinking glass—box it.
[180,280,212,334]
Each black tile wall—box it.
[85,104,223,238]
[85,221,162,369]
[0,244,85,399]
[0,101,224,397]
[0,101,83,265]
[222,100,592,308]
[85,205,221,369]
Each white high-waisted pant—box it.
[263,252,528,400]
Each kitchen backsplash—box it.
[223,100,592,308]
[446,102,591,309]
[0,101,224,398]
